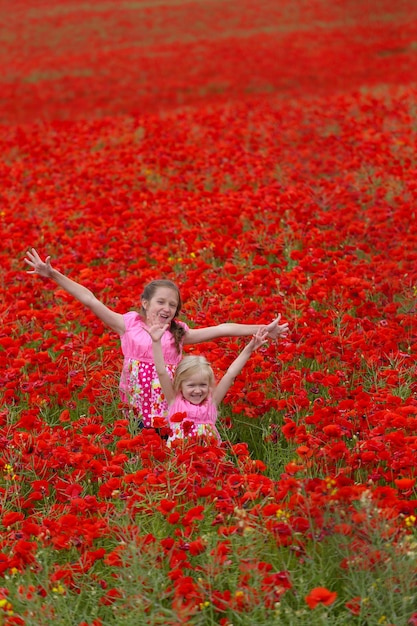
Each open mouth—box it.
[190,395,205,403]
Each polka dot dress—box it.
[119,312,188,427]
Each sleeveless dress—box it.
[119,312,189,427]
[167,395,221,444]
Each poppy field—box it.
[2,0,417,624]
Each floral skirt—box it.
[121,359,175,428]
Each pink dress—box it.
[119,312,189,427]
[168,395,221,444]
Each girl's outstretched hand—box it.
[25,248,53,278]
[249,327,270,351]
[264,314,289,340]
[145,317,169,342]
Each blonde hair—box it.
[173,356,215,394]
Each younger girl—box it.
[25,248,288,427]
[147,320,269,444]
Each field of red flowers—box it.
[2,0,417,624]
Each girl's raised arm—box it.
[146,322,176,405]
[25,248,125,336]
[212,328,269,405]
[183,315,288,345]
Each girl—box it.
[25,248,288,427]
[147,320,269,444]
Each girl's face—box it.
[142,287,179,327]
[181,372,210,404]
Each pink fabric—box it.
[119,312,188,427]
[168,395,221,443]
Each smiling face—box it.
[173,356,215,403]
[142,286,179,327]
[181,371,211,405]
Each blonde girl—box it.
[147,321,269,443]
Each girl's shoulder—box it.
[176,319,189,332]
[123,311,145,330]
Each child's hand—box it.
[249,328,269,351]
[145,315,169,342]
[264,314,289,340]
[25,248,53,278]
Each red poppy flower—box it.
[158,499,176,514]
[100,588,122,605]
[182,506,204,526]
[188,538,206,555]
[171,412,187,423]
[322,424,343,438]
[152,416,169,429]
[181,420,194,436]
[296,445,313,458]
[281,420,298,439]
[305,586,337,609]
[394,478,416,490]
[2,512,24,528]
[345,596,362,615]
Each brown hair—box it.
[141,279,186,352]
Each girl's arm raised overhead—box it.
[25,248,125,336]
[146,322,176,405]
[183,315,288,345]
[212,328,269,405]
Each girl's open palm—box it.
[265,314,289,340]
[146,321,169,342]
[249,328,269,351]
[25,248,53,278]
